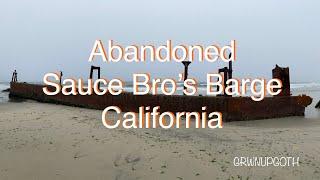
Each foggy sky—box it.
[0,0,319,83]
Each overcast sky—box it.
[0,0,319,83]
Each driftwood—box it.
[316,100,320,109]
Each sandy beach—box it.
[0,100,319,180]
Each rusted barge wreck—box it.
[9,65,313,122]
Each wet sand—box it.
[0,101,320,180]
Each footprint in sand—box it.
[73,151,88,159]
[113,153,141,171]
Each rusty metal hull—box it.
[9,82,312,122]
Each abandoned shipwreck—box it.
[9,64,312,122]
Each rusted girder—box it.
[296,94,313,107]
[272,65,290,96]
[11,70,18,83]
[217,53,233,96]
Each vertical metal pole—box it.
[182,61,191,95]
[89,66,94,79]
[97,67,101,89]
[228,61,232,79]
[12,70,18,82]
[89,66,101,90]
[223,67,228,96]
[59,71,63,86]
[11,71,14,82]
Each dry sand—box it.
[0,101,320,180]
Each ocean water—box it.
[0,82,319,118]
[0,83,9,104]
